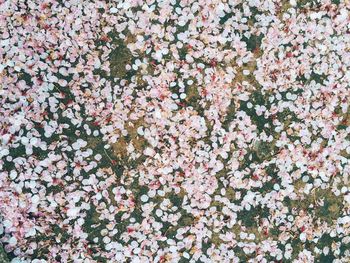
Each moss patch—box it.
[109,39,132,79]
[0,245,9,263]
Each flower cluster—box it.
[1,0,350,262]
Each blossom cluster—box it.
[1,0,350,262]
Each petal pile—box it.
[1,0,350,262]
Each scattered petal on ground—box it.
[1,0,350,262]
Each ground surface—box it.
[1,0,350,262]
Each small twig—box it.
[103,148,113,163]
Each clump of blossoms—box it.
[1,0,350,262]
